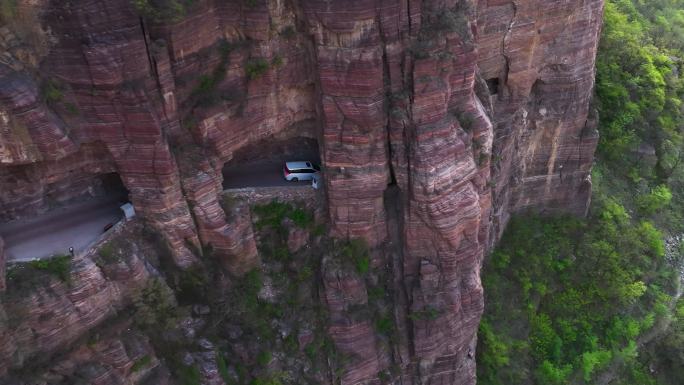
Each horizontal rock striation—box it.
[478,0,602,241]
[0,0,602,383]
[0,226,154,377]
[21,328,166,385]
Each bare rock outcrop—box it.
[0,231,153,376]
[33,329,166,385]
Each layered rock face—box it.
[0,224,155,379]
[0,0,602,384]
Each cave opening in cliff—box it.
[0,166,130,223]
[486,77,500,95]
[98,172,129,203]
[221,136,320,190]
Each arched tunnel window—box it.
[0,171,131,262]
[486,78,500,95]
[222,136,320,190]
[99,172,129,203]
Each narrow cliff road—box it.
[222,161,314,189]
[0,198,123,262]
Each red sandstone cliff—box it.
[0,0,602,384]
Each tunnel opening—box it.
[0,162,130,223]
[0,171,130,262]
[39,171,130,209]
[98,172,129,203]
[221,136,321,190]
[486,77,500,95]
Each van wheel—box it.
[291,177,298,182]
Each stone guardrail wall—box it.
[223,185,323,207]
[78,218,133,260]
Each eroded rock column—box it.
[303,0,392,247]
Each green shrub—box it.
[340,238,370,274]
[452,109,475,131]
[250,376,282,385]
[289,207,313,228]
[296,266,313,282]
[375,315,393,335]
[429,9,463,34]
[416,5,472,48]
[478,320,510,369]
[98,242,119,263]
[529,313,562,362]
[408,306,441,321]
[282,333,298,353]
[231,269,262,316]
[131,355,152,372]
[131,0,193,22]
[637,185,672,215]
[177,364,201,385]
[581,350,612,381]
[245,58,269,79]
[312,224,326,236]
[636,221,665,257]
[280,25,296,39]
[271,55,283,67]
[270,245,289,261]
[216,352,230,383]
[28,254,71,282]
[253,201,292,230]
[367,285,385,302]
[175,264,209,303]
[304,343,317,361]
[41,80,63,104]
[410,39,433,59]
[64,102,79,115]
[535,360,572,385]
[195,75,216,95]
[257,350,272,366]
[187,39,233,108]
[0,0,16,22]
[243,268,263,293]
[133,278,178,330]
[355,255,370,274]
[253,200,314,231]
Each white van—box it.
[283,161,320,182]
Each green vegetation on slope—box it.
[477,206,676,384]
[131,0,195,23]
[478,1,684,384]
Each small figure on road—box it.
[69,247,74,256]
